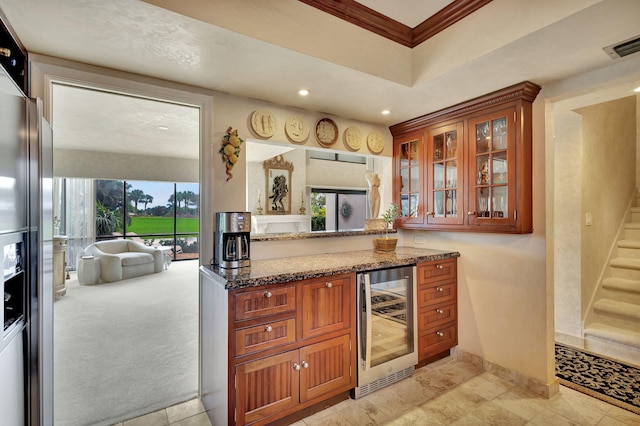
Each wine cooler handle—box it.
[363,273,373,371]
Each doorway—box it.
[48,81,204,425]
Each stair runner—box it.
[583,204,640,367]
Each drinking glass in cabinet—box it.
[445,160,457,188]
[434,191,444,216]
[446,190,457,215]
[400,141,418,166]
[476,122,490,153]
[477,188,489,217]
[433,135,444,161]
[401,168,409,191]
[492,153,507,184]
[434,163,444,189]
[493,118,507,150]
[492,187,508,218]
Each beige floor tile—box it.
[170,412,212,426]
[470,401,528,426]
[526,408,583,426]
[604,406,640,426]
[491,387,547,421]
[387,375,439,406]
[302,400,349,424]
[382,407,443,426]
[413,369,458,394]
[418,393,471,424]
[166,399,205,424]
[336,398,391,425]
[597,415,638,426]
[458,374,510,401]
[544,391,608,425]
[303,411,353,426]
[365,388,415,419]
[123,409,169,426]
[450,413,492,425]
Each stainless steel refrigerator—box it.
[0,59,53,425]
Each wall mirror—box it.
[246,139,392,235]
[264,155,293,215]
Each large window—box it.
[96,180,199,260]
[311,189,367,232]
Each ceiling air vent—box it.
[603,35,640,59]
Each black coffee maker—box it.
[214,212,251,269]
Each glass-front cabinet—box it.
[394,132,424,226]
[427,122,464,225]
[468,109,515,228]
[389,81,540,234]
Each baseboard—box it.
[554,331,585,349]
[457,349,559,399]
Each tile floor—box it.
[118,356,640,426]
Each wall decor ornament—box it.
[315,118,338,147]
[250,109,277,138]
[285,115,310,143]
[344,126,363,151]
[220,126,244,181]
[366,130,385,154]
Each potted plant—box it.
[375,203,400,251]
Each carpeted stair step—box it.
[609,257,640,280]
[602,277,640,304]
[617,239,640,259]
[624,223,640,240]
[584,323,640,361]
[593,299,640,330]
[632,207,640,223]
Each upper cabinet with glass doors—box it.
[389,81,540,234]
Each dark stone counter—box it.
[200,246,460,290]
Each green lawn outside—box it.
[127,216,199,234]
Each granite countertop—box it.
[201,246,460,290]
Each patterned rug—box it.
[555,343,640,415]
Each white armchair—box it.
[83,239,163,283]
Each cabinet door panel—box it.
[302,277,352,339]
[394,132,425,226]
[235,350,300,425]
[299,334,353,403]
[234,286,296,321]
[468,107,517,228]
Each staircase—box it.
[584,204,640,367]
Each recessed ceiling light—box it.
[634,86,640,92]
[157,126,169,131]
[298,89,310,96]
[381,109,391,115]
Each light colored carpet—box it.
[54,260,199,426]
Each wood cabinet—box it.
[416,258,457,366]
[231,274,355,425]
[390,81,540,233]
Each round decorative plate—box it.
[285,115,309,143]
[315,118,338,147]
[343,126,363,151]
[367,131,385,154]
[250,109,277,138]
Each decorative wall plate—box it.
[315,118,338,147]
[285,115,309,143]
[343,126,363,151]
[250,109,277,138]
[367,131,385,154]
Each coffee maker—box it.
[214,212,251,269]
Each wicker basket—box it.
[374,238,398,252]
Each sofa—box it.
[83,240,164,283]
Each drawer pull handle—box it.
[293,363,301,371]
[436,331,444,337]
[436,309,443,314]
[325,282,333,288]
[436,264,444,269]
[264,325,273,332]
[264,291,272,298]
[301,361,309,369]
[436,287,443,292]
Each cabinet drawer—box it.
[417,259,456,284]
[418,302,456,332]
[235,318,297,357]
[418,322,457,359]
[418,282,456,307]
[234,286,296,321]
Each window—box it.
[309,151,367,164]
[96,180,199,260]
[311,188,367,232]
